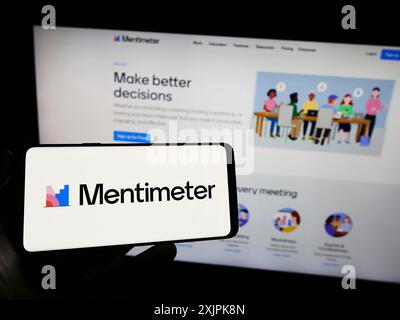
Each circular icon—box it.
[273,208,301,233]
[325,213,352,237]
[353,88,364,98]
[276,82,286,92]
[238,203,250,227]
[317,82,327,92]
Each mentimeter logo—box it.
[113,35,160,44]
[46,185,69,207]
[44,182,216,208]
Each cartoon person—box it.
[328,215,343,237]
[280,211,301,232]
[362,87,388,140]
[314,94,338,145]
[287,92,302,141]
[290,211,300,229]
[263,89,281,138]
[274,217,283,231]
[301,91,319,140]
[239,209,249,220]
[325,215,336,237]
[332,215,341,232]
[239,208,249,227]
[337,216,352,234]
[337,94,354,144]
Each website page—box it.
[34,26,400,282]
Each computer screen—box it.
[33,26,400,283]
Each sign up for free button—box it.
[113,130,150,143]
[380,49,400,61]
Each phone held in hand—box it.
[23,143,238,252]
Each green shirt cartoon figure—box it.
[337,94,354,144]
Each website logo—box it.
[43,182,216,208]
[113,35,160,44]
[46,185,69,207]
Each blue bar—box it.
[113,130,151,143]
[55,185,69,206]
[380,49,400,61]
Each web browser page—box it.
[34,26,400,282]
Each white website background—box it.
[34,27,400,282]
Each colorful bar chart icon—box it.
[46,185,69,207]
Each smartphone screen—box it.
[23,143,238,252]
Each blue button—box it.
[113,130,150,143]
[380,49,400,61]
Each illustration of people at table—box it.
[263,89,281,138]
[301,91,319,141]
[314,94,338,145]
[254,82,392,148]
[337,94,354,144]
[360,87,388,141]
[287,92,302,141]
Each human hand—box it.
[0,148,177,299]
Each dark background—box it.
[1,1,399,300]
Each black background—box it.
[1,1,399,301]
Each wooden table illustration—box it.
[254,111,371,142]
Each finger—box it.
[132,242,177,263]
[83,242,177,280]
[91,242,177,280]
[79,244,135,265]
[78,244,135,278]
[33,244,135,281]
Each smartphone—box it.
[23,143,238,252]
